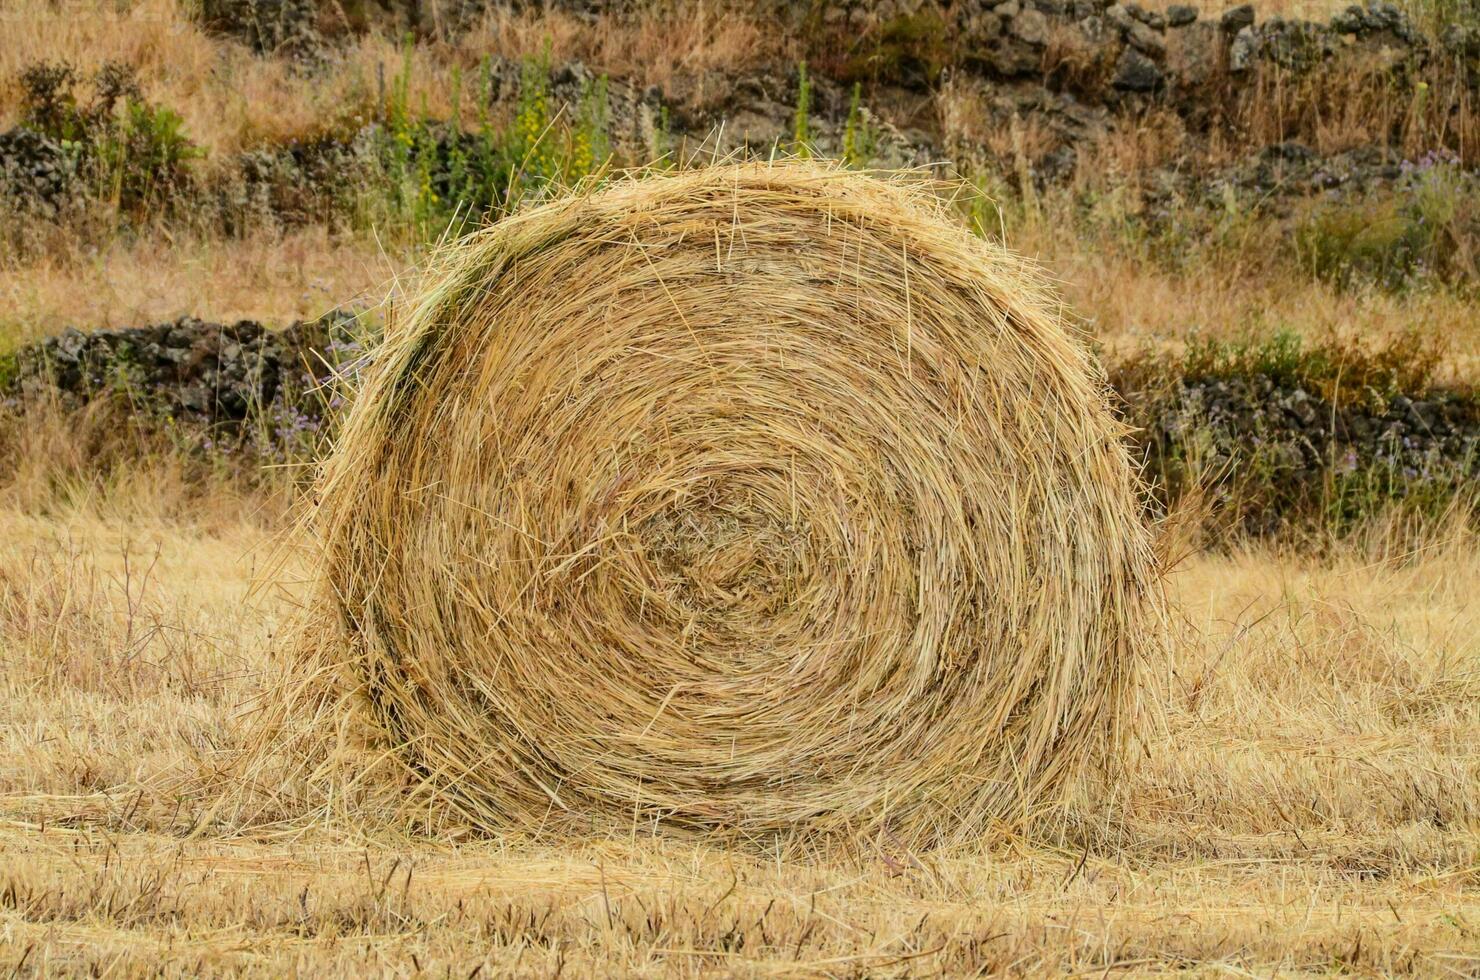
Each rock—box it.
[1078,13,1110,41]
[1440,22,1480,57]
[1282,388,1318,426]
[54,328,88,363]
[965,10,1005,40]
[1329,4,1365,34]
[1105,2,1135,31]
[1124,3,1166,28]
[1220,3,1255,32]
[9,312,363,431]
[551,61,593,88]
[1363,1,1411,35]
[1260,18,1335,70]
[0,127,79,211]
[992,37,1048,74]
[199,0,320,56]
[1167,4,1197,26]
[1126,18,1166,56]
[1229,24,1259,71]
[1165,18,1223,86]
[1010,7,1051,44]
[1113,45,1163,89]
[1264,140,1316,162]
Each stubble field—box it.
[3,0,1479,973]
[1,489,1476,974]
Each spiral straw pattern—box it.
[315,163,1159,842]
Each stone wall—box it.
[7,315,1475,534]
[8,313,360,433]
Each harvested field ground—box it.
[1,501,1476,975]
[2,0,1478,972]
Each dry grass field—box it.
[0,477,1476,974]
[2,0,1478,974]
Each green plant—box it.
[646,104,675,167]
[0,350,18,392]
[571,75,612,179]
[1294,196,1428,291]
[504,54,615,203]
[841,83,875,168]
[1322,441,1477,538]
[99,102,205,212]
[962,171,1009,241]
[469,56,506,210]
[446,66,468,207]
[510,44,557,190]
[358,39,618,240]
[376,35,434,231]
[14,60,203,217]
[1293,158,1478,292]
[1114,329,1476,539]
[17,61,136,141]
[792,60,812,157]
[1410,158,1479,284]
[1174,329,1445,402]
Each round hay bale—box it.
[316,163,1159,842]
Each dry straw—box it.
[312,161,1160,845]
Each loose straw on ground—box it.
[312,162,1160,844]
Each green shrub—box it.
[1294,197,1428,290]
[645,104,675,167]
[101,102,204,211]
[0,350,18,392]
[15,60,204,217]
[360,40,617,240]
[18,61,130,140]
[1115,331,1476,540]
[1410,157,1479,283]
[1176,329,1445,402]
[571,75,612,178]
[1293,158,1478,292]
[510,48,557,185]
[962,171,1011,241]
